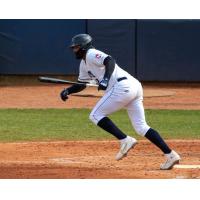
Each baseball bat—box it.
[38,76,98,87]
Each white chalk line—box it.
[174,164,200,169]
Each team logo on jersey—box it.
[95,54,102,59]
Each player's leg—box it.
[126,83,180,169]
[126,97,172,153]
[89,86,135,139]
[89,86,137,160]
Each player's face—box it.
[71,45,84,59]
[72,46,81,53]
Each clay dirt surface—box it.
[0,140,199,179]
[0,83,200,178]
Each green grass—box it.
[0,109,199,142]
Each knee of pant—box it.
[89,112,100,125]
[134,124,150,137]
[89,112,96,124]
[89,111,106,125]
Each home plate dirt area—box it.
[0,83,199,178]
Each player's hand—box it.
[60,88,69,101]
[98,78,109,91]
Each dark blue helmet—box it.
[70,34,93,59]
[70,34,92,50]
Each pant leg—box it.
[126,83,172,154]
[126,83,150,136]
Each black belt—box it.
[117,77,127,82]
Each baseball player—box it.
[60,34,181,170]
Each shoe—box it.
[116,136,137,161]
[160,150,181,170]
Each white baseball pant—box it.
[89,77,150,137]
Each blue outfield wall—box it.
[137,20,200,81]
[87,19,136,76]
[0,19,200,81]
[0,19,85,74]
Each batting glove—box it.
[60,88,69,101]
[98,78,109,91]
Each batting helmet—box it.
[70,34,93,59]
[70,34,93,49]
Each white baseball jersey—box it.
[78,48,133,91]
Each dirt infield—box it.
[0,83,199,178]
[0,140,199,179]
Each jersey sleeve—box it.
[87,49,109,66]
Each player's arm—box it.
[103,56,115,80]
[60,82,87,102]
[65,82,87,94]
[60,60,91,101]
[98,56,115,90]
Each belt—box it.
[117,77,127,82]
